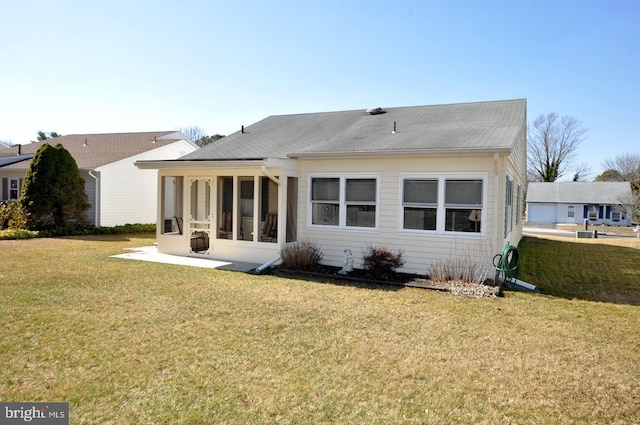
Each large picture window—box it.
[310,175,378,229]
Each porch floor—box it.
[111,246,261,272]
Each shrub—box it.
[429,256,487,284]
[281,239,323,271]
[0,201,28,230]
[363,246,404,278]
[0,228,38,240]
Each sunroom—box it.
[137,159,299,265]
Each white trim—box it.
[307,172,380,232]
[398,172,488,237]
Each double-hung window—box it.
[310,175,378,229]
[445,179,483,233]
[400,175,485,234]
[402,179,438,231]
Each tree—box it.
[527,113,587,182]
[597,153,640,224]
[34,131,61,142]
[20,143,89,229]
[179,126,225,147]
[600,153,640,191]
[199,134,225,147]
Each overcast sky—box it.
[1,0,638,178]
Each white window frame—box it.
[308,173,380,231]
[399,173,487,236]
[9,179,19,201]
[568,205,575,218]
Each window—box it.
[400,174,485,235]
[504,177,513,236]
[445,179,483,233]
[345,178,376,228]
[612,211,621,221]
[402,179,437,231]
[568,206,574,218]
[9,179,19,200]
[589,205,598,220]
[311,177,339,226]
[516,185,522,225]
[310,175,378,229]
[161,176,183,234]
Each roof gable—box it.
[0,131,193,169]
[181,99,526,161]
[527,182,632,204]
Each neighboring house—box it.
[526,181,633,226]
[0,141,12,150]
[0,132,198,226]
[137,99,527,276]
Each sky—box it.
[1,0,638,178]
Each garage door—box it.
[528,204,556,223]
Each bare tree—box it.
[527,113,588,182]
[571,163,592,181]
[179,126,208,145]
[601,153,640,190]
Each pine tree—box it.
[20,143,89,229]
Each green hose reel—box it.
[493,243,520,292]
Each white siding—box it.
[298,155,500,276]
[96,140,197,226]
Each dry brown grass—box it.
[1,234,639,424]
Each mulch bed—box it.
[274,265,500,298]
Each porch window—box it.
[161,176,183,234]
[310,175,378,229]
[402,179,437,231]
[445,179,483,233]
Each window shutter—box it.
[1,178,7,201]
[19,178,23,199]
[606,206,611,219]
[599,206,604,219]
[583,205,589,219]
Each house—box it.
[136,99,527,276]
[0,132,198,226]
[0,141,12,150]
[526,181,633,226]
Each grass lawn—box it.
[1,234,639,424]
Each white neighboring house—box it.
[0,132,198,226]
[526,182,633,226]
[137,99,528,276]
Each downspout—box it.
[261,165,280,186]
[88,170,99,226]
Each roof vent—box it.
[366,107,385,115]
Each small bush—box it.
[281,239,323,271]
[0,228,38,240]
[429,256,487,284]
[363,246,404,278]
[0,201,28,230]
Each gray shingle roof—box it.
[527,182,632,204]
[181,99,526,160]
[0,131,190,170]
[0,154,33,167]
